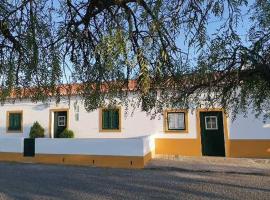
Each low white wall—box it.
[0,137,24,153]
[35,136,153,157]
[143,134,156,155]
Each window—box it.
[164,110,188,133]
[7,111,23,132]
[167,112,185,130]
[205,116,218,130]
[58,116,66,126]
[100,108,121,131]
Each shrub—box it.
[59,129,74,138]
[29,121,45,139]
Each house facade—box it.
[0,92,269,168]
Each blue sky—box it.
[175,0,254,67]
[60,1,255,82]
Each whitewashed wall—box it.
[154,110,198,139]
[69,99,158,138]
[0,96,158,138]
[0,101,51,138]
[0,137,23,153]
[35,135,153,156]
[229,111,270,139]
[0,96,269,140]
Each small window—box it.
[101,108,120,131]
[205,116,218,130]
[167,112,185,130]
[7,111,23,132]
[58,116,66,127]
[164,110,188,133]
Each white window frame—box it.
[58,116,66,127]
[167,112,186,130]
[205,116,218,130]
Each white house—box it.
[0,83,269,168]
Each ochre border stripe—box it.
[155,139,201,156]
[229,140,270,158]
[0,152,153,169]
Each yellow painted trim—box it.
[196,108,230,157]
[0,152,152,168]
[229,139,270,158]
[49,108,70,138]
[0,151,153,168]
[155,138,202,156]
[34,153,151,168]
[6,110,23,133]
[99,107,122,132]
[156,108,230,157]
[0,152,24,162]
[164,109,189,133]
[143,151,153,165]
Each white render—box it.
[0,137,24,153]
[0,96,269,141]
[229,111,270,139]
[35,136,154,156]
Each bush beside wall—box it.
[59,129,74,138]
[29,122,45,139]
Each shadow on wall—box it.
[32,103,50,111]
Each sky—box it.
[58,0,256,83]
[175,0,255,67]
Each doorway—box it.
[50,109,68,138]
[199,111,225,156]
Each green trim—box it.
[8,112,22,131]
[102,109,119,130]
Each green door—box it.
[24,138,35,157]
[54,111,67,138]
[200,111,225,156]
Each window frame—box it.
[6,111,23,133]
[58,116,66,127]
[164,109,188,133]
[99,107,121,132]
[205,116,218,130]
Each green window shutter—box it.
[107,110,111,129]
[14,114,21,130]
[102,110,109,129]
[8,114,12,130]
[102,109,119,130]
[9,113,22,131]
[112,110,119,129]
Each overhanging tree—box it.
[0,0,269,119]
